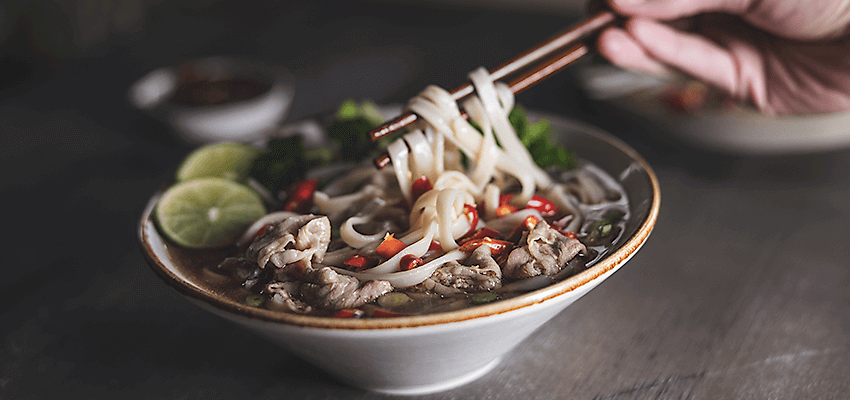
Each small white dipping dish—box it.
[138,113,660,395]
[129,56,295,144]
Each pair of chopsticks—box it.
[371,10,618,168]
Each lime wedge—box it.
[154,178,266,248]
[175,142,261,183]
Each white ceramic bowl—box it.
[138,114,660,395]
[128,56,295,144]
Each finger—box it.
[596,27,671,76]
[606,0,752,20]
[625,18,741,95]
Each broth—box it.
[167,161,628,318]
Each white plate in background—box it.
[578,65,850,155]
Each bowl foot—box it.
[366,356,503,396]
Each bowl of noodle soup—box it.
[139,68,660,395]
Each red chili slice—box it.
[410,175,433,202]
[499,193,558,217]
[523,215,541,230]
[507,215,542,243]
[526,194,558,217]
[495,204,517,217]
[459,237,513,257]
[399,254,424,271]
[459,227,501,246]
[375,233,406,259]
[284,179,318,212]
[462,204,479,238]
[331,308,365,318]
[343,254,376,271]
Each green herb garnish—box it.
[245,294,264,307]
[249,136,309,193]
[328,99,386,162]
[249,100,385,192]
[469,106,577,170]
[586,210,624,242]
[377,292,412,308]
[470,291,499,305]
[335,99,384,126]
[509,106,577,171]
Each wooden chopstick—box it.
[369,10,616,144]
[372,43,592,169]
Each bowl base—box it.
[365,356,503,396]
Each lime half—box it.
[176,142,261,183]
[155,178,266,248]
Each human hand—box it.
[595,0,850,115]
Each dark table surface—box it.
[3,1,849,399]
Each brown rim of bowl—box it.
[138,115,660,330]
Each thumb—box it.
[606,0,753,20]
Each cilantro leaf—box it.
[250,136,308,193]
[250,100,385,192]
[586,210,625,242]
[509,106,577,170]
[328,100,385,162]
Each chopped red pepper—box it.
[410,176,433,202]
[428,240,442,252]
[499,193,558,217]
[284,179,318,212]
[459,237,513,257]
[459,227,501,246]
[462,204,479,237]
[399,254,424,271]
[495,204,518,217]
[507,215,542,243]
[331,308,365,318]
[526,195,558,217]
[523,215,541,230]
[343,254,376,271]
[371,309,410,318]
[375,233,407,259]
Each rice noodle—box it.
[330,249,467,288]
[386,140,412,202]
[485,208,544,234]
[363,223,437,274]
[237,211,298,246]
[297,69,626,288]
[340,215,387,249]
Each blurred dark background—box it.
[4,1,849,399]
[0,0,587,109]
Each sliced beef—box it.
[265,280,312,314]
[246,214,331,269]
[504,220,586,279]
[213,257,272,291]
[420,245,502,295]
[300,267,393,310]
